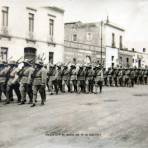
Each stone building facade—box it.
[0,3,64,64]
[64,21,105,64]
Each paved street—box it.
[0,85,148,148]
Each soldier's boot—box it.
[19,87,26,105]
[62,83,65,93]
[14,86,22,103]
[73,81,77,93]
[31,94,37,107]
[85,81,89,93]
[99,83,102,93]
[39,87,45,105]
[77,81,81,93]
[94,84,98,94]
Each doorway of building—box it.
[138,59,141,68]
[24,47,36,61]
[49,52,54,64]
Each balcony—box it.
[26,32,36,43]
[47,35,56,46]
[0,26,11,40]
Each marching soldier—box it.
[19,59,34,104]
[0,61,8,101]
[130,68,135,87]
[103,68,108,86]
[107,68,113,86]
[61,65,70,93]
[85,65,94,93]
[57,65,62,93]
[125,68,130,87]
[77,65,86,93]
[94,65,103,94]
[69,65,77,93]
[118,68,123,87]
[144,69,148,84]
[5,61,21,104]
[31,61,47,107]
[114,68,119,87]
[48,64,58,95]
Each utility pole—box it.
[100,21,103,65]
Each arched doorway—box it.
[24,47,36,61]
[85,55,91,64]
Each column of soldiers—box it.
[103,67,148,87]
[0,58,148,107]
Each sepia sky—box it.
[1,0,148,51]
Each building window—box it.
[29,13,34,32]
[86,32,92,41]
[119,36,123,49]
[133,59,134,63]
[73,34,77,42]
[126,58,129,63]
[112,63,114,68]
[111,56,114,61]
[49,19,54,36]
[1,47,8,61]
[143,48,146,52]
[112,33,115,48]
[49,52,54,64]
[120,57,122,63]
[2,7,9,27]
[24,47,36,61]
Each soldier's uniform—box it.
[48,65,58,94]
[0,61,6,101]
[31,61,47,107]
[107,68,113,86]
[122,69,126,87]
[57,66,62,92]
[61,66,70,92]
[0,63,10,101]
[94,66,103,93]
[125,69,130,87]
[130,69,135,87]
[144,69,148,84]
[103,68,108,86]
[114,69,119,87]
[5,61,21,104]
[77,66,86,93]
[118,69,123,87]
[85,65,94,93]
[69,65,77,93]
[134,69,138,84]
[19,60,34,104]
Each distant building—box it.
[64,21,105,64]
[133,49,148,68]
[64,18,126,68]
[119,48,134,68]
[0,4,64,64]
[104,18,125,69]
